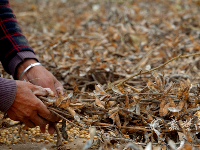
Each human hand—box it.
[16,59,63,96]
[6,81,60,134]
[16,59,63,133]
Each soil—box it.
[0,138,85,150]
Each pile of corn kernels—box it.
[0,118,98,148]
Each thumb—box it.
[30,85,49,96]
[54,79,64,96]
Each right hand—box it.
[6,80,60,129]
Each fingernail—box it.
[56,87,64,95]
[44,88,55,97]
[48,127,55,134]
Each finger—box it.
[40,125,46,133]
[7,110,35,128]
[31,85,49,96]
[54,79,64,96]
[46,112,61,122]
[23,120,35,128]
[43,79,57,96]
[36,101,60,122]
[7,108,28,122]
[30,113,48,127]
[7,109,18,121]
[48,122,55,134]
[44,88,55,97]
[53,113,61,122]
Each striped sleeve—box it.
[0,77,16,112]
[0,0,36,75]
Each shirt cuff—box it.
[0,78,16,112]
[8,51,38,79]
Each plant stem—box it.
[106,52,200,91]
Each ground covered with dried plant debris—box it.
[1,0,200,149]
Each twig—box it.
[120,126,151,132]
[131,48,154,71]
[105,52,200,91]
[124,83,140,92]
[54,124,62,146]
[37,96,48,102]
[49,108,88,131]
[0,121,21,129]
[48,107,72,118]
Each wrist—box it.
[16,59,38,79]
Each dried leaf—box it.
[168,107,182,112]
[83,139,92,150]
[168,140,176,150]
[117,85,126,94]
[177,140,185,150]
[177,79,191,100]
[159,100,166,116]
[124,95,129,108]
[89,127,96,140]
[136,103,140,115]
[109,107,119,115]
[73,85,80,96]
[124,142,139,150]
[94,84,107,96]
[115,113,121,128]
[163,103,170,116]
[153,72,162,89]
[146,114,153,121]
[19,126,29,143]
[153,146,161,150]
[111,85,124,95]
[69,103,84,109]
[177,100,185,110]
[168,97,175,107]
[182,142,193,150]
[66,107,76,117]
[145,142,152,150]
[147,80,158,92]
[185,133,193,143]
[95,97,105,109]
[164,81,173,94]
[178,132,185,141]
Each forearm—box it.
[0,0,37,76]
[0,77,16,112]
[8,51,38,78]
[15,57,37,79]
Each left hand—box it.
[16,59,63,133]
[16,59,63,96]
